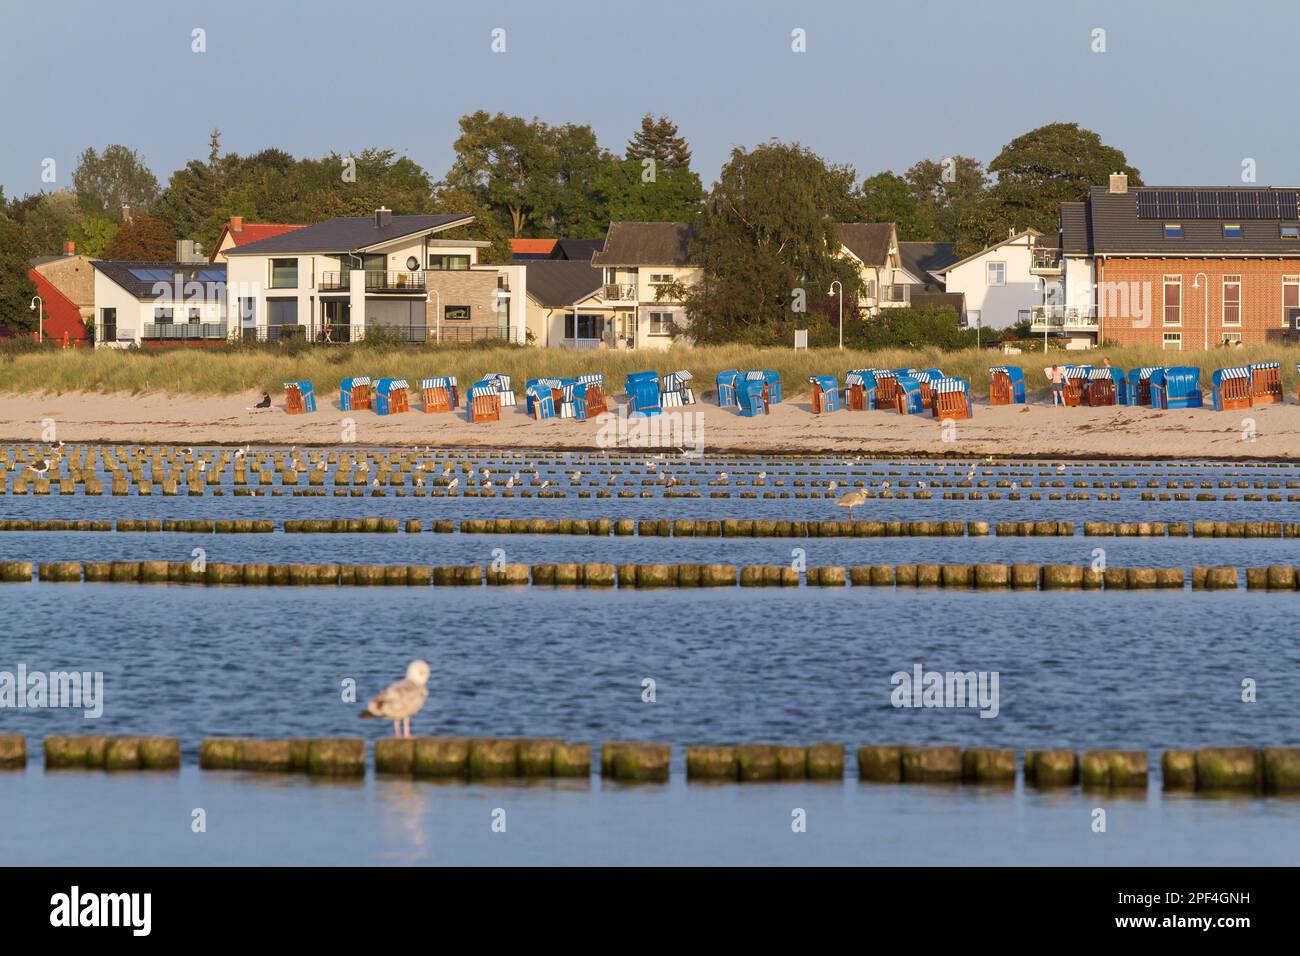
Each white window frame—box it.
[646,311,674,337]
[1221,275,1241,327]
[1284,276,1300,328]
[1221,332,1242,344]
[986,261,1006,286]
[1163,275,1182,327]
[1162,332,1182,350]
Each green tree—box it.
[595,158,704,222]
[5,190,85,256]
[904,155,990,253]
[72,145,160,219]
[0,215,38,333]
[675,140,866,345]
[625,115,692,172]
[988,122,1142,235]
[858,172,937,240]
[69,215,119,258]
[102,213,177,259]
[428,183,512,263]
[153,158,226,243]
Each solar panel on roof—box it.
[1136,188,1300,220]
[195,270,225,281]
[128,268,172,281]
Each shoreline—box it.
[2,389,1298,460]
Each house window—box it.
[1222,223,1243,239]
[1282,226,1300,239]
[188,307,202,323]
[1018,309,1032,323]
[1284,276,1300,327]
[154,307,174,324]
[99,307,116,341]
[428,254,470,271]
[564,313,605,340]
[269,258,298,288]
[239,297,256,324]
[647,311,674,336]
[967,310,981,328]
[1221,332,1242,345]
[1163,275,1181,327]
[648,273,673,284]
[444,305,470,321]
[986,262,1006,286]
[1164,224,1183,238]
[1221,276,1241,327]
[1163,332,1182,350]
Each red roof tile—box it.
[510,238,557,255]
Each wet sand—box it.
[1,390,1297,459]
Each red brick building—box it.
[1035,176,1300,350]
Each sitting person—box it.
[255,392,272,408]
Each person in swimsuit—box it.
[1050,365,1066,407]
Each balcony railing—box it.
[318,271,427,293]
[143,322,228,340]
[879,284,911,305]
[1031,250,1063,272]
[1031,306,1098,329]
[603,284,638,301]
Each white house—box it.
[933,228,1044,331]
[837,223,913,313]
[522,260,607,348]
[590,221,700,350]
[220,208,525,344]
[91,260,228,348]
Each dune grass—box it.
[2,341,1297,400]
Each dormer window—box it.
[1222,223,1243,239]
[1163,224,1183,239]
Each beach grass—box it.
[2,341,1296,399]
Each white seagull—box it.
[359,660,430,738]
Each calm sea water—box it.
[2,452,1298,865]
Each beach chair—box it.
[1150,366,1203,409]
[625,371,662,417]
[736,372,769,417]
[420,376,455,413]
[988,366,1026,405]
[874,369,901,408]
[1062,366,1090,407]
[763,370,783,404]
[844,371,876,411]
[468,381,501,423]
[559,382,589,420]
[526,378,560,419]
[1127,367,1157,406]
[809,375,840,413]
[1083,368,1122,407]
[716,370,740,408]
[930,377,973,420]
[481,373,517,409]
[373,378,409,415]
[892,374,925,415]
[339,376,371,411]
[283,381,316,414]
[1211,366,1252,411]
[660,370,696,407]
[1249,361,1282,405]
[912,369,944,406]
[577,374,607,416]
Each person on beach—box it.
[1049,365,1066,407]
[255,393,272,408]
[1102,357,1111,369]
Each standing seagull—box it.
[359,660,431,738]
[836,489,868,519]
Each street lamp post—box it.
[1191,273,1209,351]
[30,296,44,344]
[829,280,844,350]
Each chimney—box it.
[229,215,243,233]
[1109,172,1128,194]
[62,239,75,255]
[375,206,392,229]
[121,202,132,223]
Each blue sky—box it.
[1,0,1295,198]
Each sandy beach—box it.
[1,389,1297,459]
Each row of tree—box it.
[1,118,1139,339]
